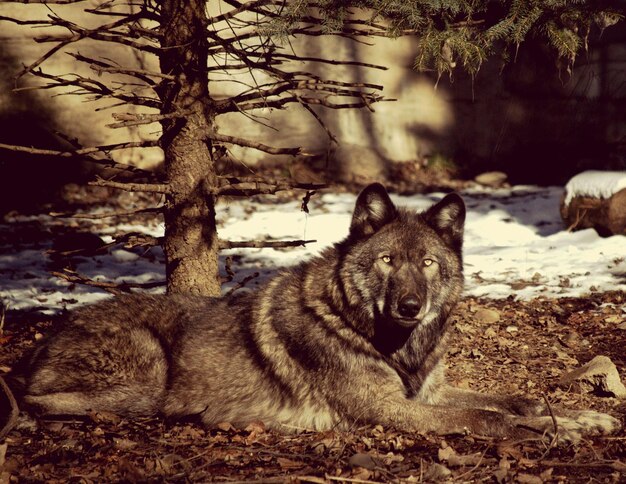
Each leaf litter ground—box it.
[0,184,625,482]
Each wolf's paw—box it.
[566,410,621,435]
[511,411,620,444]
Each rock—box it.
[560,187,626,236]
[559,355,626,398]
[474,308,501,324]
[474,171,508,188]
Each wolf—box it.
[13,183,620,441]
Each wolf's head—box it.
[340,183,465,336]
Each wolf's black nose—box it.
[397,296,420,318]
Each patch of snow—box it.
[112,249,140,263]
[1,185,625,314]
[563,170,626,206]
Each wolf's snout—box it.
[397,296,421,319]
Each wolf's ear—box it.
[350,183,397,237]
[423,193,465,251]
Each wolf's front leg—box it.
[388,399,620,443]
[435,386,547,416]
[431,385,621,441]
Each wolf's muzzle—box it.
[397,295,421,319]
[391,296,424,328]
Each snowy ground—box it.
[1,185,625,315]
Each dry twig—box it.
[219,239,315,250]
[49,207,163,220]
[225,271,261,296]
[89,177,170,194]
[52,270,165,295]
[217,178,326,197]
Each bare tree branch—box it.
[217,177,326,197]
[219,239,316,249]
[89,177,170,194]
[272,52,388,70]
[214,77,385,114]
[0,139,158,156]
[0,376,19,440]
[0,0,87,3]
[0,140,159,175]
[32,12,160,52]
[15,39,75,80]
[207,0,280,25]
[217,175,324,187]
[300,102,338,144]
[108,111,188,129]
[225,271,261,296]
[52,269,165,295]
[211,133,301,155]
[19,70,162,108]
[69,53,174,85]
[0,15,50,25]
[229,92,389,113]
[113,231,163,249]
[50,206,163,219]
[35,30,160,54]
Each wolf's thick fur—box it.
[18,184,620,441]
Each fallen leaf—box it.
[216,421,234,432]
[475,308,501,324]
[423,463,451,480]
[276,457,305,470]
[516,473,543,484]
[244,421,265,434]
[493,468,508,483]
[114,437,138,450]
[438,445,457,463]
[348,452,377,470]
[89,410,121,425]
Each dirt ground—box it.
[0,180,625,483]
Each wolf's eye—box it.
[423,258,435,267]
[381,255,392,264]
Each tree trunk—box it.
[158,0,221,296]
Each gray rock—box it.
[559,355,626,398]
[474,171,508,188]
